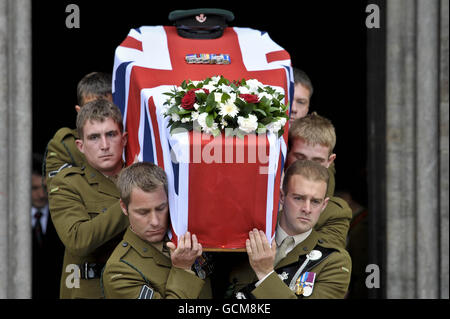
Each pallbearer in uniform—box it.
[48,99,129,298]
[287,113,352,249]
[45,72,113,189]
[229,160,351,299]
[102,162,210,299]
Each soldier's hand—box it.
[167,232,202,271]
[246,229,276,280]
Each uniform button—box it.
[318,239,324,244]
[91,173,96,178]
[101,208,107,212]
[143,248,148,252]
[122,242,128,247]
[303,247,308,251]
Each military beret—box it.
[168,8,235,39]
[168,8,235,22]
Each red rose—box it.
[181,88,210,110]
[181,90,196,110]
[239,94,259,104]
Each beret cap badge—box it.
[196,14,207,23]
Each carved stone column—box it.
[385,0,448,298]
[0,0,32,299]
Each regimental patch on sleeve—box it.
[341,266,350,273]
[49,187,59,194]
[138,285,154,299]
[48,163,73,178]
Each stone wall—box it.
[0,0,32,299]
[385,0,448,298]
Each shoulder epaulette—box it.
[329,196,350,209]
[48,163,73,178]
[117,241,132,260]
[59,165,84,178]
[54,127,78,142]
[118,242,151,285]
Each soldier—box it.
[230,160,351,299]
[102,162,209,299]
[289,68,313,124]
[45,72,112,189]
[286,112,351,249]
[48,99,129,298]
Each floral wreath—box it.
[162,75,289,138]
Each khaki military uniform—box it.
[314,196,352,249]
[327,163,336,197]
[45,127,84,189]
[48,163,129,299]
[229,229,351,299]
[102,228,210,299]
[280,164,349,249]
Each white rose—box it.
[258,92,273,101]
[210,76,220,84]
[171,113,181,122]
[237,114,258,134]
[273,86,284,95]
[219,84,234,94]
[214,92,223,103]
[238,86,250,95]
[197,112,208,128]
[266,117,287,133]
[197,112,218,134]
[202,84,217,93]
[161,102,170,115]
[246,79,264,93]
[191,111,199,121]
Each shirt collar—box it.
[31,205,49,217]
[276,222,312,248]
[127,226,170,258]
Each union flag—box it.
[113,25,293,249]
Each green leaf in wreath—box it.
[257,123,267,134]
[168,105,179,114]
[196,92,207,103]
[241,103,254,116]
[177,109,191,115]
[259,96,271,108]
[206,114,214,128]
[236,129,246,140]
[221,92,230,103]
[253,108,267,117]
[212,128,221,137]
[218,76,229,86]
